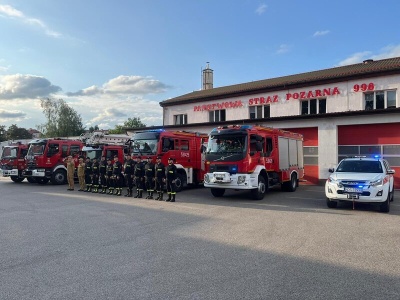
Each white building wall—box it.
[165,74,400,125]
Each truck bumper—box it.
[204,172,257,190]
[1,168,19,177]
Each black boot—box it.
[158,193,164,201]
[124,189,130,197]
[155,192,160,200]
[166,194,171,202]
[170,194,176,202]
[149,191,154,199]
[117,188,122,196]
[138,190,143,198]
[134,190,140,198]
[108,188,114,194]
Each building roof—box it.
[160,56,400,107]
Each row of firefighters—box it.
[66,154,178,202]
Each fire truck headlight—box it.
[204,174,210,183]
[237,175,246,184]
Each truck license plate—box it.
[344,187,362,193]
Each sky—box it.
[1,0,400,130]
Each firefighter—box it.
[112,156,123,196]
[91,157,100,193]
[84,157,92,192]
[133,156,145,198]
[154,156,166,201]
[165,157,178,202]
[99,156,107,194]
[144,156,155,199]
[106,158,114,194]
[66,155,75,191]
[123,153,134,197]
[77,157,86,191]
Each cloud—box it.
[0,109,27,120]
[313,30,330,37]
[276,44,290,54]
[337,44,400,66]
[67,75,169,96]
[0,74,62,100]
[0,4,61,38]
[90,108,127,124]
[255,4,267,15]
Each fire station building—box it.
[157,57,400,188]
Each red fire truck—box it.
[130,129,208,191]
[0,142,31,183]
[203,125,304,199]
[81,132,131,162]
[24,138,84,184]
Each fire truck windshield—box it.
[27,143,46,156]
[1,146,18,159]
[85,150,102,160]
[206,135,247,161]
[131,139,157,155]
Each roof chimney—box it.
[363,59,374,64]
[202,62,213,90]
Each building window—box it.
[303,146,318,165]
[301,99,326,115]
[249,105,270,119]
[365,90,397,110]
[174,114,188,125]
[209,109,226,122]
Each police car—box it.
[325,156,395,212]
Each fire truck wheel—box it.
[27,177,36,183]
[10,176,24,183]
[174,173,186,192]
[51,170,67,185]
[211,188,225,197]
[36,177,49,184]
[282,173,297,192]
[251,175,266,200]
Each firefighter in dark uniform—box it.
[144,157,155,199]
[112,156,123,196]
[166,157,178,202]
[84,157,92,192]
[123,153,134,197]
[91,157,100,193]
[99,156,107,194]
[154,156,166,201]
[133,156,145,198]
[106,158,114,194]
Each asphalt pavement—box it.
[1,177,400,300]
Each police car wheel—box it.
[326,198,338,208]
[379,192,390,213]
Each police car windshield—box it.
[27,143,46,156]
[336,160,383,173]
[206,135,247,154]
[1,146,18,159]
[131,139,157,155]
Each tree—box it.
[0,125,6,142]
[88,125,99,132]
[38,98,85,137]
[108,117,146,134]
[6,124,32,140]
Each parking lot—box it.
[1,177,400,299]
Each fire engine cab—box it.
[24,138,84,184]
[130,129,208,191]
[0,142,29,183]
[203,125,304,199]
[80,131,131,162]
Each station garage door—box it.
[338,123,400,189]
